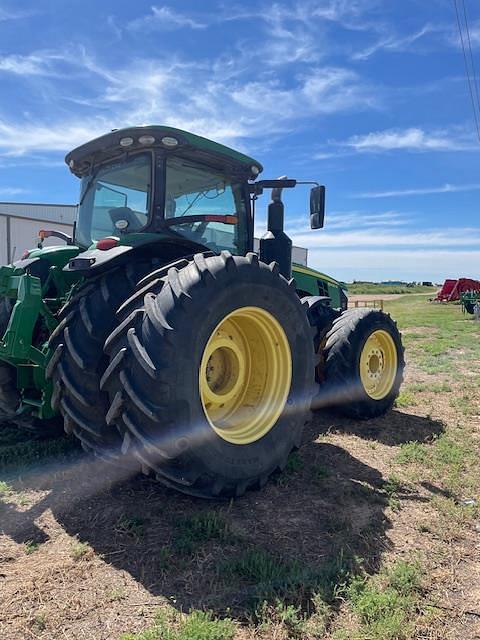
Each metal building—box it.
[0,202,308,266]
[0,202,77,264]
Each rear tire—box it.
[102,252,315,498]
[321,308,404,419]
[47,262,158,458]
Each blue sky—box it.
[0,0,479,282]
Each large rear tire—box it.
[321,308,404,419]
[102,252,315,498]
[47,262,158,458]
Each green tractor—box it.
[0,126,404,497]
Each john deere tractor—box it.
[0,126,404,497]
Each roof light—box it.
[251,165,260,176]
[161,136,179,148]
[139,135,155,145]
[119,137,134,147]
[97,237,119,251]
[69,159,75,169]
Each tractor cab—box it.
[67,126,261,257]
[65,125,325,279]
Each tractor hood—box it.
[65,125,263,180]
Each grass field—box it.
[346,282,438,295]
[0,295,479,639]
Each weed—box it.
[120,608,236,640]
[32,613,47,631]
[432,436,465,467]
[395,391,418,408]
[71,541,92,560]
[313,464,330,483]
[0,479,11,495]
[222,548,351,606]
[347,561,422,640]
[116,515,145,538]
[305,593,333,637]
[174,512,228,555]
[109,587,127,602]
[0,435,79,473]
[156,546,172,570]
[395,441,428,464]
[276,451,304,486]
[383,475,404,511]
[431,496,478,526]
[24,540,40,555]
[256,600,306,637]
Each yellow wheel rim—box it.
[199,306,292,445]
[359,330,397,400]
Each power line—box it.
[461,0,480,129]
[453,0,480,142]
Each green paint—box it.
[0,245,84,422]
[292,264,344,309]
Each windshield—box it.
[165,156,248,254]
[76,153,152,247]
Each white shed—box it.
[0,202,77,264]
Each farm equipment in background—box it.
[0,126,404,497]
[435,277,480,303]
[461,291,480,315]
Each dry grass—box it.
[0,295,479,639]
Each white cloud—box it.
[352,24,439,61]
[0,187,26,195]
[356,182,480,198]
[0,119,109,156]
[339,127,477,152]
[0,8,34,22]
[0,52,66,76]
[128,6,206,31]
[291,226,480,249]
[0,51,378,156]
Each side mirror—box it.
[310,185,325,229]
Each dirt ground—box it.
[0,296,479,640]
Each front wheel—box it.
[320,308,404,419]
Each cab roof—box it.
[65,125,263,180]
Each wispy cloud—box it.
[352,24,440,60]
[0,186,26,195]
[356,182,480,198]
[128,6,207,31]
[0,48,379,156]
[338,127,478,152]
[0,52,66,76]
[0,119,109,156]
[291,226,480,249]
[0,7,35,22]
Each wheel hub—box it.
[359,330,397,400]
[200,306,292,444]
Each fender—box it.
[64,234,211,276]
[301,295,340,330]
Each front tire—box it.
[102,252,315,498]
[321,308,404,419]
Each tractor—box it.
[0,126,404,497]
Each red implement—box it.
[435,278,480,302]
